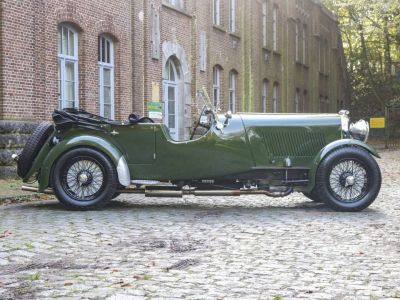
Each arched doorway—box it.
[163,58,181,140]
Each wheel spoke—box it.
[329,158,368,203]
[62,158,105,201]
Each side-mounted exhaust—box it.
[22,185,293,198]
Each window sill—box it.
[162,2,192,18]
[319,71,329,78]
[229,32,241,39]
[213,25,226,33]
[272,50,281,56]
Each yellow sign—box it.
[370,118,385,129]
[151,82,160,102]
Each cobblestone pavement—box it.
[0,150,399,300]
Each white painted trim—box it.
[58,25,79,109]
[98,36,115,119]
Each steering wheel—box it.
[190,106,211,140]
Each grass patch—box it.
[25,273,41,281]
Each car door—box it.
[112,124,156,165]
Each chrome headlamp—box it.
[349,120,370,143]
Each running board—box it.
[22,185,292,198]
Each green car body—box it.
[23,112,379,194]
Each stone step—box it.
[0,120,38,134]
[0,165,18,179]
[0,134,31,149]
[0,148,23,166]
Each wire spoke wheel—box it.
[61,157,105,201]
[328,159,368,203]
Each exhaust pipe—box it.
[21,185,293,198]
[22,185,53,195]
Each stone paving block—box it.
[0,150,399,299]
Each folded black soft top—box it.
[52,108,120,129]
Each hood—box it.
[238,113,342,129]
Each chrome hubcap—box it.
[78,173,89,184]
[345,175,355,187]
[65,160,104,199]
[329,160,367,202]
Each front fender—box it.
[306,139,380,193]
[38,135,130,192]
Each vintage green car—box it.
[14,92,381,212]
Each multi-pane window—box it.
[295,89,300,113]
[262,0,268,47]
[262,80,268,112]
[229,71,237,112]
[319,95,324,112]
[325,97,329,112]
[213,66,221,108]
[302,24,307,64]
[303,90,308,112]
[58,25,78,109]
[98,36,114,119]
[229,0,236,33]
[273,82,279,113]
[213,0,220,26]
[165,0,183,9]
[295,21,299,62]
[272,6,278,51]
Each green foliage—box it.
[322,0,400,118]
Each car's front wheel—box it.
[315,147,381,212]
[52,148,118,210]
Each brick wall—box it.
[0,0,349,122]
[0,0,132,121]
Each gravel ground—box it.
[0,150,399,300]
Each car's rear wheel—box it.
[315,147,381,212]
[52,148,118,210]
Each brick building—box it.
[0,0,349,175]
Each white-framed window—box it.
[229,0,236,33]
[213,66,221,108]
[302,24,307,64]
[325,97,329,112]
[213,0,220,26]
[272,6,278,51]
[319,95,324,112]
[165,0,183,9]
[303,90,308,112]
[164,58,180,140]
[273,82,279,112]
[295,89,300,113]
[98,35,115,119]
[324,39,329,74]
[229,71,237,112]
[262,0,268,47]
[58,24,79,109]
[295,21,299,62]
[262,80,268,112]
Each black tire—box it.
[303,190,323,202]
[51,148,118,210]
[17,121,54,178]
[315,147,381,212]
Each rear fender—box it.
[38,135,130,192]
[305,139,380,193]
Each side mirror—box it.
[224,111,232,127]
